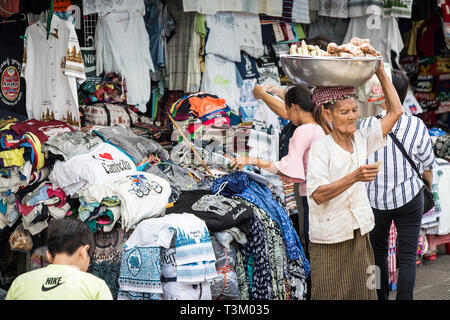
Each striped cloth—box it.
[388,221,398,288]
[359,111,436,210]
[259,0,294,23]
[309,230,378,300]
[291,0,310,24]
[348,0,384,18]
[384,1,413,19]
[283,181,298,216]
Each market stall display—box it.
[0,0,448,302]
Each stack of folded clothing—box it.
[169,92,240,142]
[0,119,75,233]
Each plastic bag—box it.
[9,224,33,253]
[356,63,392,104]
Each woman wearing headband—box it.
[305,59,403,300]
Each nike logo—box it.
[41,277,64,292]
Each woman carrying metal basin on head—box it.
[305,55,404,300]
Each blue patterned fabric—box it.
[118,246,162,294]
[211,172,310,276]
[241,214,272,300]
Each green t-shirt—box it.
[5,264,113,300]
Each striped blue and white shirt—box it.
[359,111,436,210]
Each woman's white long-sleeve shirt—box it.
[306,119,386,244]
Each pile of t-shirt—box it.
[117,213,217,300]
[0,119,75,233]
[47,126,173,233]
[170,93,238,142]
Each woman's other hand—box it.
[253,85,266,100]
[374,52,385,76]
[230,156,256,171]
[354,164,381,182]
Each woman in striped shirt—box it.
[359,70,436,300]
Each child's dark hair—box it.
[47,218,94,258]
[285,85,331,134]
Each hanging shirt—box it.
[308,16,349,45]
[204,12,263,62]
[292,0,311,23]
[343,16,404,66]
[22,15,85,126]
[0,15,27,117]
[318,0,348,18]
[82,0,144,16]
[384,0,413,18]
[348,0,384,18]
[182,0,259,14]
[201,54,240,112]
[95,4,154,110]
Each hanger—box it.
[0,5,14,17]
[1,13,26,23]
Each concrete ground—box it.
[389,245,450,300]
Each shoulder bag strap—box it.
[375,114,423,180]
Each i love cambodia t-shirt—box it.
[49,142,137,196]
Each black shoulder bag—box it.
[376,115,435,213]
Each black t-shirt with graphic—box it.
[0,15,27,117]
[165,190,253,235]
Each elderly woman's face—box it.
[327,98,359,134]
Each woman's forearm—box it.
[259,92,289,120]
[376,69,404,137]
[255,158,279,174]
[311,171,358,205]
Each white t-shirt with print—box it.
[80,171,171,231]
[49,143,137,196]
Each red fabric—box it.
[53,0,72,12]
[47,187,67,208]
[10,119,74,143]
[189,96,227,118]
[312,86,356,106]
[442,1,450,23]
[417,13,442,57]
[16,201,35,216]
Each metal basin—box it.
[280,54,382,87]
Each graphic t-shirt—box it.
[5,264,113,300]
[0,15,27,117]
[49,142,137,196]
[80,171,171,231]
[165,190,253,235]
[10,119,74,143]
